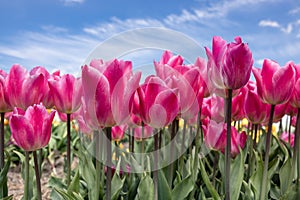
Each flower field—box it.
[0,36,299,200]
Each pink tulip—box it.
[155,51,201,120]
[232,87,246,121]
[280,131,294,147]
[31,67,61,109]
[0,70,12,112]
[203,120,247,157]
[244,82,268,124]
[290,64,300,108]
[112,125,127,141]
[82,59,141,128]
[134,125,154,141]
[205,36,253,90]
[48,74,82,114]
[252,59,295,105]
[6,64,47,109]
[210,95,224,123]
[9,104,55,151]
[201,98,211,120]
[194,57,210,98]
[137,76,179,128]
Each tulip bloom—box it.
[205,36,253,90]
[232,87,246,121]
[137,76,179,128]
[244,82,268,124]
[82,59,141,128]
[0,70,12,112]
[252,59,295,105]
[6,64,47,109]
[280,131,295,147]
[10,104,55,151]
[48,74,82,114]
[203,120,247,157]
[155,51,201,119]
[112,125,127,141]
[290,64,300,108]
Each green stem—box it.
[66,113,71,186]
[179,120,187,173]
[24,151,30,200]
[106,127,112,200]
[130,128,135,153]
[33,151,42,200]
[95,130,101,200]
[292,108,300,184]
[260,104,275,200]
[153,130,159,200]
[169,119,178,187]
[0,112,6,198]
[225,89,232,200]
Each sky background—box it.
[0,0,300,74]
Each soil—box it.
[7,152,78,200]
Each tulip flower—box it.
[10,104,55,200]
[6,64,47,109]
[134,125,153,141]
[252,59,296,199]
[203,120,247,157]
[205,36,253,90]
[280,131,295,147]
[112,125,127,142]
[48,74,82,114]
[10,104,55,151]
[232,87,246,121]
[137,75,179,128]
[244,82,268,124]
[155,50,200,120]
[82,58,141,200]
[205,36,253,200]
[48,73,82,186]
[252,59,295,105]
[82,59,141,128]
[0,70,12,197]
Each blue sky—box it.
[0,0,300,74]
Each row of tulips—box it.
[0,35,299,199]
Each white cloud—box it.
[289,7,300,15]
[61,0,84,6]
[259,20,294,34]
[259,20,281,28]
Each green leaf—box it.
[54,187,84,200]
[199,158,221,200]
[218,149,245,200]
[78,148,98,200]
[0,195,13,200]
[158,170,171,200]
[111,173,125,200]
[172,175,194,200]
[0,151,10,197]
[136,175,154,200]
[249,152,264,200]
[279,158,292,195]
[67,169,80,193]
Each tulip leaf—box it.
[199,157,221,200]
[172,175,194,200]
[279,158,293,195]
[218,149,245,200]
[110,173,125,200]
[78,148,98,200]
[54,187,84,200]
[158,170,171,200]
[135,174,154,200]
[0,151,10,197]
[67,169,80,194]
[249,152,264,200]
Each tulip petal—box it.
[10,115,35,151]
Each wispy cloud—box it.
[259,20,293,34]
[60,0,85,6]
[289,7,300,15]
